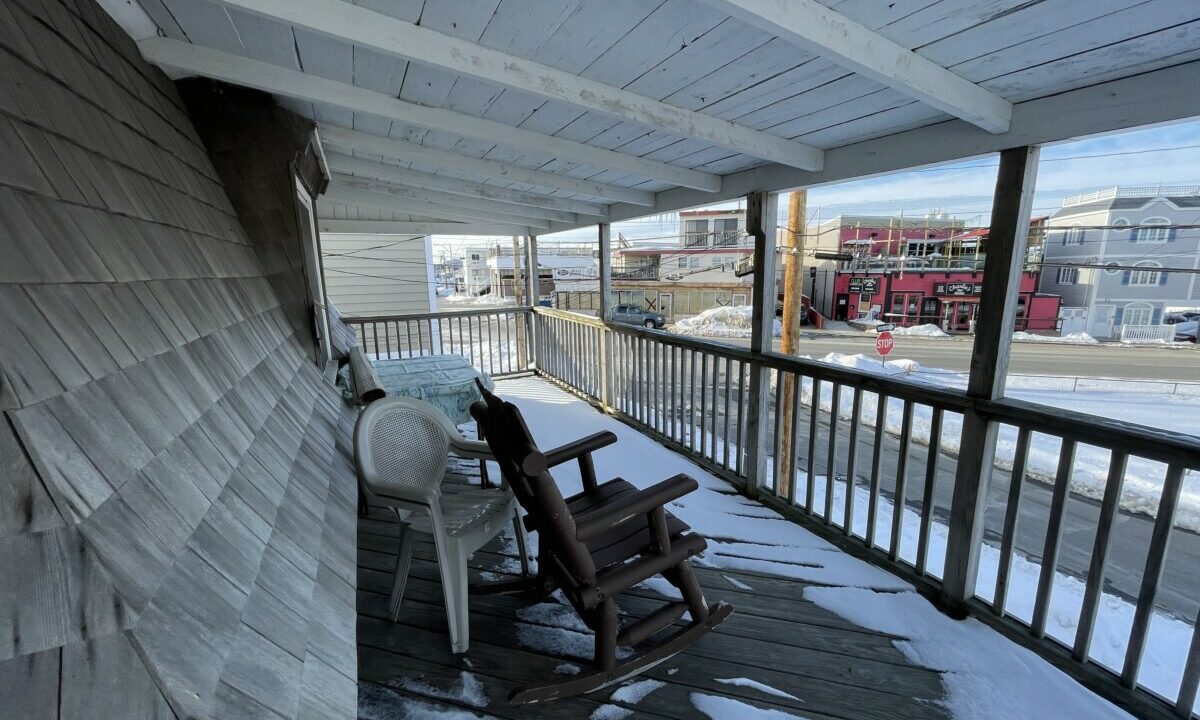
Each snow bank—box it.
[443,293,515,306]
[1013,331,1099,344]
[797,353,1200,533]
[671,305,781,338]
[889,324,949,337]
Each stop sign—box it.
[876,331,894,356]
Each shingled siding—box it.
[0,1,357,719]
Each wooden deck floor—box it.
[356,460,949,719]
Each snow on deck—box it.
[357,377,1133,720]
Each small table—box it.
[372,355,494,425]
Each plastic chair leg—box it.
[389,522,416,621]
[436,537,472,654]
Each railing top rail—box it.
[533,306,607,328]
[343,306,533,323]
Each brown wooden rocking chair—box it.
[469,382,733,704]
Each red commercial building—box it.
[830,222,1062,332]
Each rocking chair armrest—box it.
[574,474,697,543]
[449,437,494,461]
[542,431,618,468]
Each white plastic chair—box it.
[353,396,528,653]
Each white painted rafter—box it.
[137,37,722,191]
[318,126,654,207]
[330,173,576,224]
[696,0,1013,134]
[318,219,534,236]
[325,153,609,218]
[325,183,554,229]
[218,0,824,171]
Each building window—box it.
[1122,303,1153,326]
[1111,218,1129,228]
[684,219,709,246]
[1126,262,1163,286]
[689,257,701,268]
[678,257,688,268]
[1056,267,1079,285]
[714,218,739,246]
[1133,217,1171,243]
[1062,225,1084,245]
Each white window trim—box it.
[1055,267,1078,285]
[1133,217,1170,244]
[1128,261,1162,286]
[1122,302,1153,326]
[1063,224,1084,245]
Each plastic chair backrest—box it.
[355,397,451,508]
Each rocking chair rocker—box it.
[470,382,733,704]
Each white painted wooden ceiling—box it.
[119,0,1200,235]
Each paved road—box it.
[716,333,1200,382]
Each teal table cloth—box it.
[372,355,494,425]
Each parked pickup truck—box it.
[610,304,666,328]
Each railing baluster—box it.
[735,361,746,477]
[668,345,677,441]
[709,353,720,463]
[371,320,381,360]
[1032,438,1077,638]
[1074,450,1128,661]
[722,356,732,470]
[844,388,862,536]
[1122,464,1186,688]
[405,320,414,360]
[889,400,914,562]
[789,373,802,506]
[805,377,820,513]
[994,427,1031,614]
[1178,607,1200,716]
[700,353,709,458]
[688,348,698,448]
[825,383,841,524]
[772,370,785,496]
[866,394,887,548]
[916,407,943,575]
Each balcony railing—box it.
[347,306,1200,720]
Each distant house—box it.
[1038,186,1200,338]
[611,209,754,320]
[488,243,597,301]
[320,233,436,317]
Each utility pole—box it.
[778,189,807,498]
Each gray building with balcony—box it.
[1038,186,1200,337]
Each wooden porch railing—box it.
[344,305,1200,720]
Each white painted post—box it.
[525,233,539,367]
[941,146,1041,613]
[598,223,614,410]
[743,191,779,498]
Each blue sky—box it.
[435,118,1200,250]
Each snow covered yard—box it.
[357,376,1148,720]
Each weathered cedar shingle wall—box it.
[0,1,358,718]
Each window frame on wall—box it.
[1056,267,1079,285]
[1062,224,1084,245]
[1122,302,1154,326]
[293,174,332,371]
[1127,261,1163,286]
[1132,217,1171,243]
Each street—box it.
[716,332,1200,382]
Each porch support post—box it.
[525,233,539,366]
[598,222,614,410]
[743,190,779,498]
[941,145,1040,614]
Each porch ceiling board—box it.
[324,154,610,219]
[317,125,655,207]
[217,0,825,171]
[329,173,577,225]
[137,38,723,192]
[695,0,1012,133]
[323,184,555,230]
[317,220,537,236]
